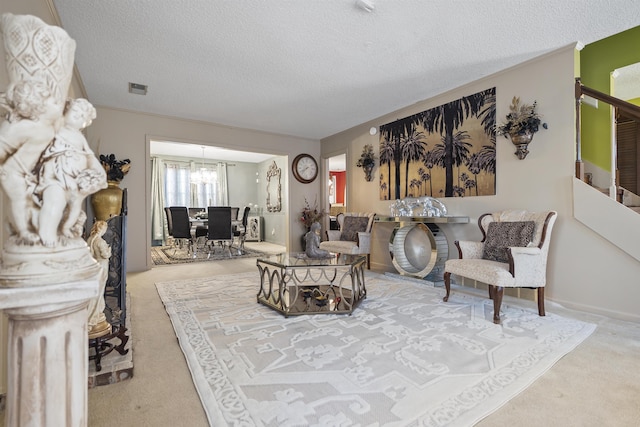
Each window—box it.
[164,162,218,207]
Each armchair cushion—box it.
[481,221,535,263]
[340,216,369,242]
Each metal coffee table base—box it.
[256,254,366,317]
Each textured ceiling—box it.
[51,0,640,140]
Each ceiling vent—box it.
[128,82,148,95]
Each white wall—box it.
[85,107,321,271]
[322,44,640,322]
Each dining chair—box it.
[168,206,194,255]
[232,206,251,255]
[206,206,233,258]
[231,207,240,223]
[164,207,173,239]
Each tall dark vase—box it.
[91,181,123,221]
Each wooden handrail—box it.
[574,78,640,181]
[576,79,640,122]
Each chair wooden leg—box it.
[537,287,546,316]
[488,284,495,300]
[366,254,370,269]
[493,286,503,324]
[443,272,451,302]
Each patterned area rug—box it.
[156,272,595,426]
[151,245,265,265]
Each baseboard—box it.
[548,297,640,323]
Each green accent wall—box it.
[581,26,640,171]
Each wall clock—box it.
[292,154,318,184]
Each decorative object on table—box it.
[356,144,376,181]
[304,222,331,258]
[292,153,318,183]
[266,161,282,212]
[299,197,326,250]
[389,196,448,217]
[91,153,131,220]
[497,96,548,160]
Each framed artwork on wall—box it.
[379,87,496,200]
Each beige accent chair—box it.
[443,210,557,324]
[319,212,375,268]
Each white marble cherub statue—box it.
[86,220,112,333]
[305,221,330,258]
[0,79,65,244]
[33,98,106,246]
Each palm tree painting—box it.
[379,87,496,200]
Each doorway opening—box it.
[327,153,347,230]
[149,139,281,252]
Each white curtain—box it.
[150,157,167,243]
[166,162,192,206]
[216,162,229,206]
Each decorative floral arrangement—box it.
[99,153,131,182]
[300,197,326,229]
[497,96,548,137]
[356,144,377,168]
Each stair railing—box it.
[575,78,640,198]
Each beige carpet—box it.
[155,271,596,426]
[47,243,637,427]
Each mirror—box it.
[266,161,282,212]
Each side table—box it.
[375,216,469,280]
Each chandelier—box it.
[190,146,215,185]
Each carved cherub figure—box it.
[86,220,111,330]
[0,79,64,243]
[33,98,106,246]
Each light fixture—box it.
[190,146,215,185]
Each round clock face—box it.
[292,154,318,183]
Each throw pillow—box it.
[481,221,535,263]
[340,216,370,242]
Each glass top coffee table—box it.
[256,253,367,317]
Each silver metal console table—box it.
[375,216,469,280]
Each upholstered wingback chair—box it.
[443,210,557,324]
[319,212,376,268]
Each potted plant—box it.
[356,144,377,181]
[497,97,548,160]
[300,197,326,230]
[91,154,131,221]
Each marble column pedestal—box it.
[0,245,100,427]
